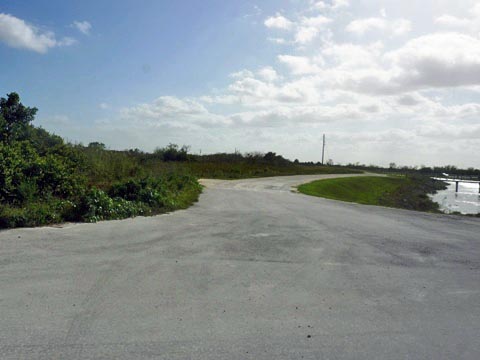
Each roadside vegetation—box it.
[344,162,480,180]
[0,93,359,229]
[298,176,449,212]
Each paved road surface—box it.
[1,174,479,359]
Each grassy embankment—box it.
[298,176,448,212]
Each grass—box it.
[180,162,360,180]
[298,176,402,205]
[298,175,448,212]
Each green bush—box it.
[0,141,86,204]
[76,188,148,223]
[0,200,74,228]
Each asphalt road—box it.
[1,174,479,359]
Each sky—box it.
[1,0,480,168]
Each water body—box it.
[430,181,480,215]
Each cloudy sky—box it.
[1,0,480,167]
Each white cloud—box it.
[434,3,480,34]
[257,66,279,82]
[293,15,333,44]
[386,32,480,89]
[346,17,411,36]
[120,96,231,130]
[230,69,254,79]
[391,19,412,36]
[309,0,349,11]
[332,0,349,9]
[72,20,92,35]
[278,55,323,75]
[294,26,319,44]
[125,96,208,118]
[346,17,386,35]
[310,1,328,11]
[48,1,480,167]
[265,11,333,45]
[0,13,74,53]
[58,37,76,46]
[310,32,480,95]
[301,15,332,28]
[322,42,384,69]
[268,37,286,44]
[264,14,293,30]
[435,15,470,29]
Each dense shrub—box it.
[0,93,205,229]
[75,188,148,223]
[0,200,74,228]
[0,141,86,204]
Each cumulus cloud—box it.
[346,17,411,36]
[294,26,319,44]
[386,32,480,89]
[310,0,349,11]
[278,55,323,75]
[264,14,293,30]
[0,13,74,53]
[434,3,480,34]
[72,20,92,35]
[332,0,349,9]
[124,96,208,118]
[264,11,333,44]
[227,73,309,105]
[268,37,286,44]
[119,96,231,130]
[294,15,332,44]
[435,15,471,29]
[53,0,480,167]
[257,66,279,82]
[306,32,480,95]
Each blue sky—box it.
[1,0,480,167]
[1,1,279,118]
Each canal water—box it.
[430,181,480,215]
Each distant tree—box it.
[0,92,38,142]
[294,159,299,164]
[88,142,106,150]
[444,165,457,172]
[389,162,397,169]
[327,159,334,166]
[154,143,190,161]
[245,152,264,164]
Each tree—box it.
[154,143,190,161]
[264,152,277,163]
[0,93,38,142]
[88,142,106,150]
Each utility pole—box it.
[322,134,326,165]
